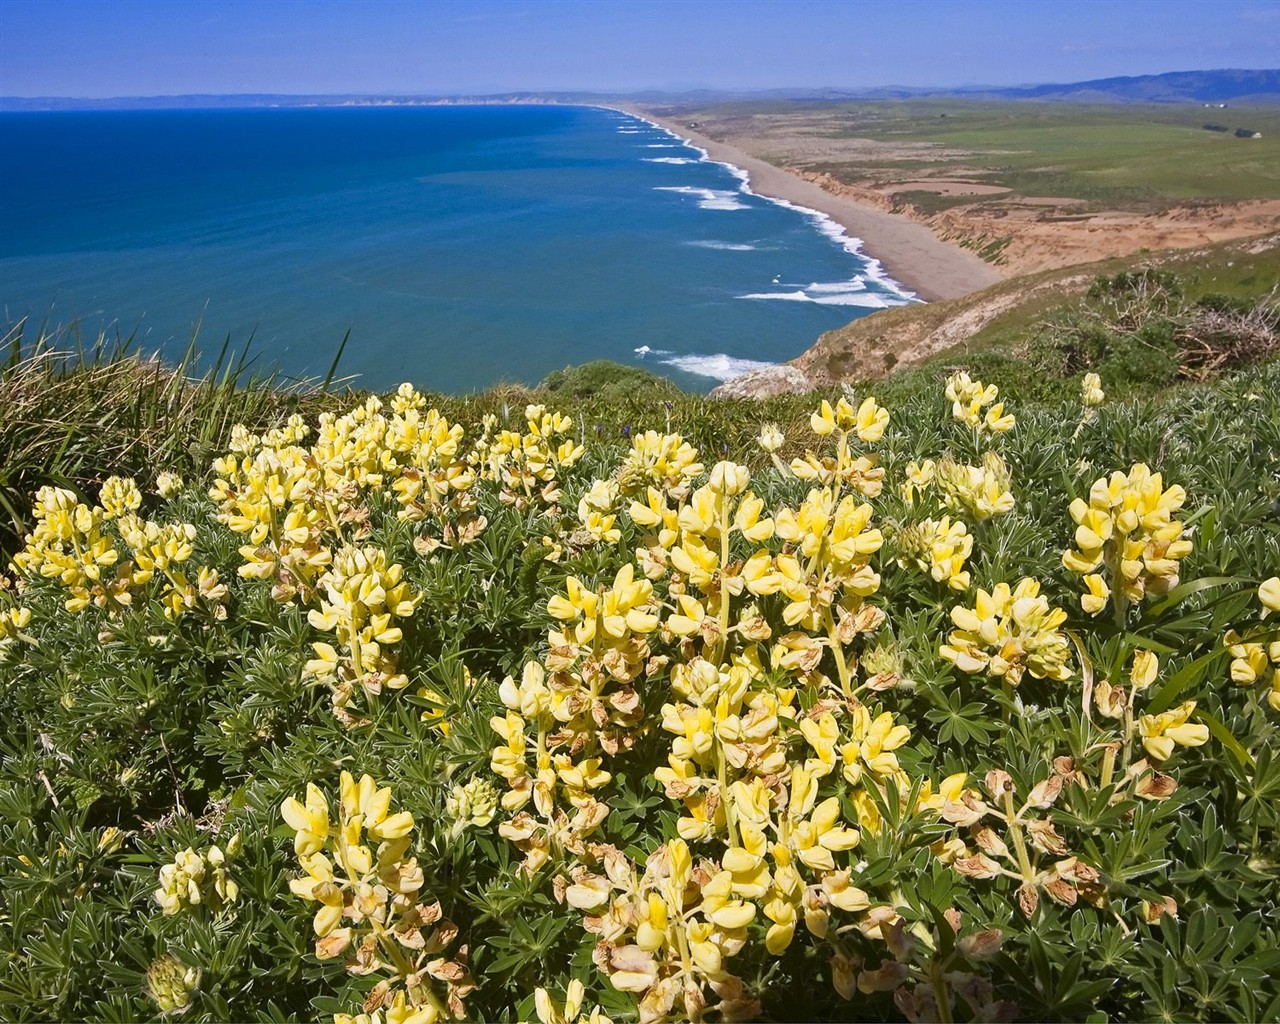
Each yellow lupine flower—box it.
[945,372,1014,433]
[809,398,847,436]
[155,471,186,498]
[155,838,240,916]
[531,980,613,1024]
[895,516,972,591]
[841,706,911,787]
[0,604,32,653]
[756,423,785,453]
[1139,701,1210,762]
[1130,649,1159,691]
[281,782,330,856]
[145,954,201,1015]
[901,458,936,506]
[941,578,1072,685]
[799,712,840,778]
[99,476,143,519]
[1063,463,1191,615]
[1082,372,1105,408]
[936,453,1015,520]
[577,479,622,545]
[1259,576,1280,618]
[336,990,440,1024]
[1081,573,1110,615]
[698,869,757,929]
[854,396,889,442]
[616,430,703,496]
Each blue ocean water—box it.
[0,105,914,393]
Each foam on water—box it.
[654,186,748,211]
[634,346,776,381]
[807,279,867,293]
[686,240,759,251]
[739,289,890,308]
[643,157,699,164]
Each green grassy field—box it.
[693,99,1280,208]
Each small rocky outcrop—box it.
[708,364,823,399]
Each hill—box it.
[791,233,1280,384]
[964,68,1280,105]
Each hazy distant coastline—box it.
[3,68,1278,111]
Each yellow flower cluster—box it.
[118,515,229,620]
[154,835,241,915]
[1082,372,1105,409]
[145,953,202,1015]
[334,991,439,1024]
[13,485,128,613]
[790,396,887,495]
[385,396,481,546]
[492,564,658,873]
[155,471,186,499]
[900,455,1015,521]
[616,430,703,498]
[209,388,528,715]
[99,475,143,518]
[474,404,584,507]
[895,516,973,591]
[444,778,499,837]
[945,372,1015,434]
[12,481,223,619]
[303,544,423,716]
[479,398,926,1015]
[617,433,910,1006]
[214,390,481,596]
[566,839,763,1022]
[575,479,622,546]
[0,590,32,656]
[941,579,1072,686]
[1063,463,1192,619]
[1073,371,1106,437]
[936,453,1016,521]
[1225,577,1280,712]
[282,773,475,1023]
[756,423,785,454]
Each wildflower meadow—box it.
[1,361,1278,1023]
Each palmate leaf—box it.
[924,687,999,746]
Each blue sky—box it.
[1,0,1277,97]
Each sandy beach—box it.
[621,105,1005,302]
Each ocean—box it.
[0,104,915,393]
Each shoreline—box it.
[614,104,1004,302]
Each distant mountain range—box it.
[950,68,1280,104]
[2,69,1277,112]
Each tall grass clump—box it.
[0,320,352,555]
